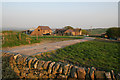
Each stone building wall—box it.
[3,53,120,79]
[30,26,52,36]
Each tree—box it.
[82,30,88,35]
[106,27,120,39]
[64,26,74,30]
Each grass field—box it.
[2,31,84,47]
[87,28,107,35]
[35,40,120,74]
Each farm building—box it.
[55,29,66,36]
[22,28,35,35]
[74,28,82,35]
[22,26,52,36]
[30,26,52,36]
[55,28,82,36]
[64,29,75,35]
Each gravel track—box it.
[2,37,95,56]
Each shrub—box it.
[106,27,120,39]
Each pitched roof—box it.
[38,26,51,30]
[55,28,82,33]
[65,29,74,32]
[73,28,81,32]
[55,29,66,32]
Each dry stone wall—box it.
[4,53,120,80]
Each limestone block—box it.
[39,73,44,78]
[31,58,38,68]
[20,71,26,78]
[85,67,90,80]
[43,71,48,75]
[48,62,55,74]
[14,66,20,74]
[28,59,33,69]
[17,64,23,70]
[71,66,77,78]
[111,70,116,80]
[34,60,39,69]
[57,74,68,79]
[63,64,70,75]
[90,67,96,80]
[77,67,86,79]
[14,54,22,60]
[23,67,29,71]
[67,65,73,76]
[23,57,28,67]
[43,61,51,70]
[58,66,63,74]
[52,63,60,74]
[17,57,24,65]
[32,58,38,63]
[26,72,38,79]
[95,71,105,79]
[42,75,49,79]
[37,60,45,70]
[10,56,17,65]
[105,72,112,80]
[48,74,56,78]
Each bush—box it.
[106,27,120,39]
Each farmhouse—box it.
[64,29,75,35]
[22,26,52,36]
[55,29,66,36]
[55,28,82,36]
[74,28,82,35]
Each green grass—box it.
[2,31,84,47]
[31,35,84,39]
[35,40,120,74]
[2,32,40,47]
[88,28,107,35]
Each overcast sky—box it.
[2,2,118,30]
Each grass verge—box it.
[2,31,84,47]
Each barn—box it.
[30,26,52,36]
[55,28,82,36]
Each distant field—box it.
[2,31,84,47]
[87,28,107,35]
[35,40,120,74]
